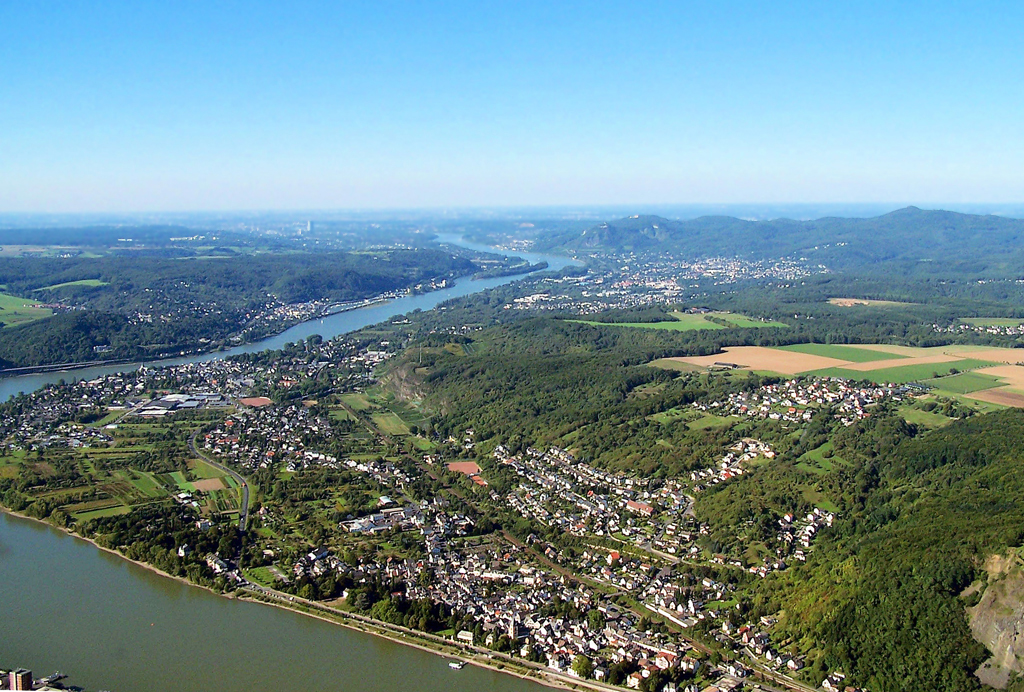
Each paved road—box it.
[241,582,630,692]
[331,396,815,692]
[741,648,819,692]
[188,428,251,532]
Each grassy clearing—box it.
[339,393,377,411]
[442,343,468,356]
[245,566,282,587]
[191,458,227,479]
[648,358,702,372]
[704,599,739,610]
[329,406,356,422]
[91,410,123,427]
[809,358,998,384]
[795,442,844,475]
[74,504,132,521]
[0,292,52,327]
[372,412,411,436]
[900,406,955,429]
[571,311,785,333]
[631,382,667,398]
[126,471,166,497]
[569,316,723,332]
[712,313,788,328]
[168,471,194,491]
[960,317,1024,327]
[801,488,839,513]
[0,451,25,478]
[649,407,689,424]
[36,278,109,291]
[687,414,733,431]
[778,343,905,363]
[920,371,1005,394]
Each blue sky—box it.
[1,1,1022,211]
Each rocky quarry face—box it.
[969,553,1024,689]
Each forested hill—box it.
[387,318,1024,691]
[537,207,1024,275]
[0,249,476,368]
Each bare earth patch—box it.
[239,397,273,407]
[945,348,1024,364]
[192,477,227,492]
[666,347,850,375]
[446,461,482,475]
[842,353,965,372]
[968,552,1024,688]
[848,344,937,356]
[975,365,1024,389]
[967,388,1024,408]
[828,298,914,307]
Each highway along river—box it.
[0,239,574,691]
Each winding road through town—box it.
[188,428,251,532]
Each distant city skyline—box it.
[2,1,1022,212]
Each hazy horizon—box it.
[4,202,1024,230]
[3,2,1023,212]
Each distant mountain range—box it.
[536,207,1024,276]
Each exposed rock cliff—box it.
[969,553,1024,689]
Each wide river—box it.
[0,236,575,402]
[0,238,574,691]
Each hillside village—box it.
[0,332,886,692]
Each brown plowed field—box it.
[967,387,1024,408]
[192,478,227,492]
[665,347,849,374]
[944,348,1024,364]
[975,365,1024,389]
[842,353,964,372]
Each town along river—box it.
[0,237,576,401]
[0,239,577,403]
[0,513,550,692]
[0,239,575,691]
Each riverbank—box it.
[0,242,577,403]
[0,508,616,692]
[0,508,230,601]
[238,590,623,692]
[0,294,387,377]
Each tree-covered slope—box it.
[0,249,476,367]
[728,409,1024,692]
[394,317,1024,691]
[538,207,1024,276]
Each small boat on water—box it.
[449,661,465,670]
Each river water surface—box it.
[0,238,573,691]
[0,513,548,692]
[0,237,574,402]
